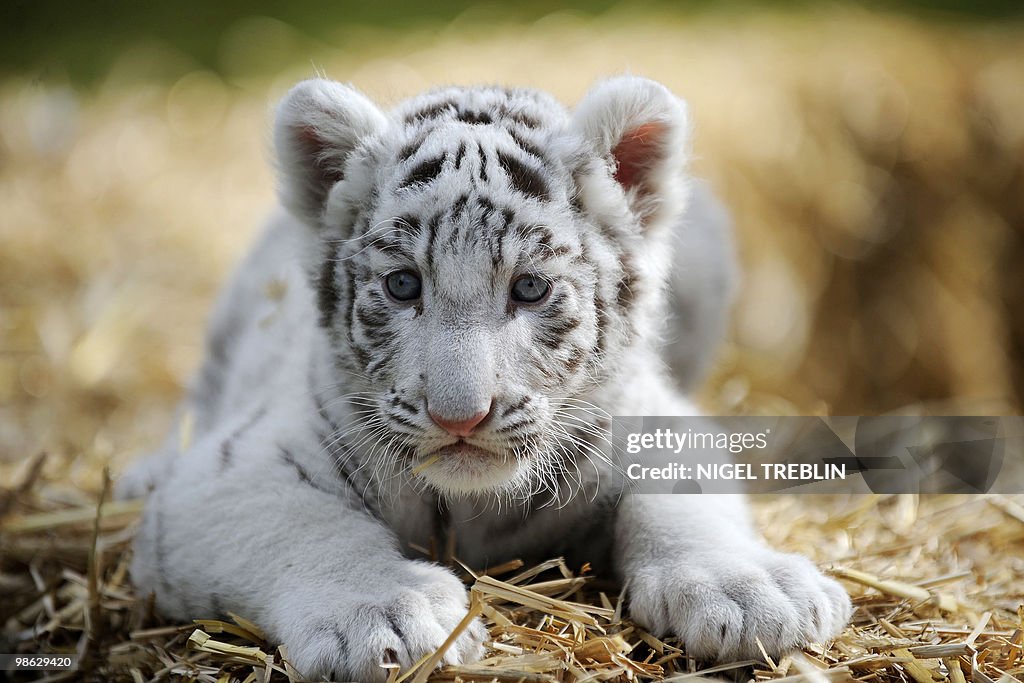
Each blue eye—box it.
[510,275,550,304]
[384,270,422,302]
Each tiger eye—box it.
[510,275,550,304]
[384,270,422,302]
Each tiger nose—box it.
[428,402,493,437]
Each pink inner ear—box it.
[299,125,322,148]
[298,125,330,160]
[612,121,667,192]
[299,125,344,185]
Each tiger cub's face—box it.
[275,78,689,498]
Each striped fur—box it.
[119,77,849,682]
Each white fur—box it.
[120,76,849,681]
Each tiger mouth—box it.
[411,439,523,493]
[432,441,502,459]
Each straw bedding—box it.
[2,457,1022,682]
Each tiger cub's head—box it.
[275,77,690,499]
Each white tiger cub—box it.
[119,76,851,681]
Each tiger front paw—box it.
[276,561,487,682]
[627,548,851,661]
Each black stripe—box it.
[385,607,407,640]
[498,418,533,434]
[451,193,469,220]
[564,347,586,373]
[359,319,392,346]
[595,295,609,357]
[507,127,547,165]
[219,406,267,471]
[332,625,350,657]
[537,333,564,350]
[355,304,387,331]
[278,444,342,497]
[316,254,340,329]
[279,445,313,486]
[390,395,420,415]
[312,620,350,661]
[423,210,442,278]
[350,340,371,368]
[456,109,492,125]
[366,355,389,377]
[447,216,462,250]
[548,317,582,337]
[477,145,489,182]
[477,194,494,218]
[537,314,581,350]
[617,257,639,310]
[322,432,381,518]
[334,247,357,338]
[570,190,586,215]
[502,396,530,418]
[397,214,422,234]
[497,151,549,201]
[397,138,421,162]
[387,411,420,430]
[534,226,555,252]
[491,227,505,268]
[404,99,457,124]
[509,111,540,128]
[401,154,446,189]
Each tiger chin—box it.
[119,76,851,682]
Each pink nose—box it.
[429,405,491,437]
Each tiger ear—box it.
[274,79,387,228]
[573,76,690,227]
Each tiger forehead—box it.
[358,198,579,268]
[347,87,584,272]
[384,87,571,204]
[388,125,564,203]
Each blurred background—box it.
[2,1,1023,480]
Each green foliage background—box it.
[3,1,1023,86]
